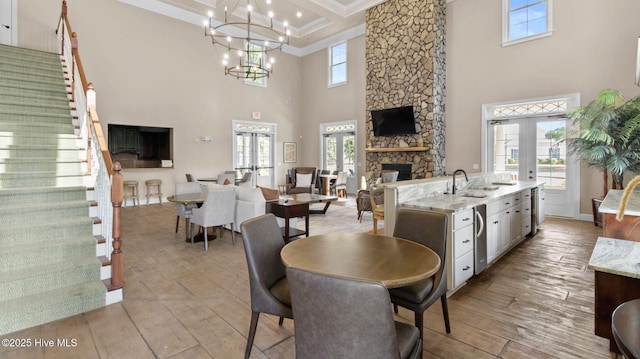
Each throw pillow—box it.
[258,186,279,201]
[223,178,231,185]
[295,173,313,188]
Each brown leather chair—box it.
[285,167,317,194]
[612,299,640,359]
[239,214,293,359]
[287,266,422,359]
[389,208,451,344]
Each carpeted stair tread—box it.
[0,133,80,147]
[0,72,67,89]
[0,82,68,97]
[0,186,87,204]
[0,217,94,245]
[0,44,61,61]
[0,199,89,224]
[0,257,101,302]
[0,158,83,173]
[0,115,76,127]
[0,92,70,107]
[0,172,86,188]
[0,235,96,272]
[0,102,71,115]
[0,281,106,335]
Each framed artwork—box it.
[284,142,297,163]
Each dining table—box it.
[318,174,337,195]
[166,192,215,242]
[280,232,440,288]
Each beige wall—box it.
[445,0,640,215]
[16,0,640,216]
[17,0,302,192]
[300,36,366,178]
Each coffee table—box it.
[265,198,310,243]
[286,193,339,214]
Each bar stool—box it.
[123,180,139,207]
[145,179,163,205]
[612,299,640,359]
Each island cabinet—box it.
[450,208,475,289]
[486,190,531,265]
[599,190,640,242]
[588,237,640,354]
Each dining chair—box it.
[237,171,252,187]
[175,182,205,233]
[287,266,422,359]
[331,171,348,198]
[239,214,293,359]
[190,186,236,251]
[217,172,236,185]
[369,170,400,233]
[389,208,450,345]
[185,173,195,182]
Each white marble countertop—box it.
[599,189,640,216]
[400,181,541,213]
[588,237,640,278]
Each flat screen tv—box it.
[371,106,417,136]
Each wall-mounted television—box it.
[371,105,417,136]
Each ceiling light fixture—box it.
[203,0,289,80]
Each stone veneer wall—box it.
[365,0,446,179]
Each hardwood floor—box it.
[0,197,614,358]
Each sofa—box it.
[234,186,297,232]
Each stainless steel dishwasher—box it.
[474,204,487,274]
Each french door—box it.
[488,116,578,217]
[233,121,275,188]
[320,121,356,174]
[0,0,15,46]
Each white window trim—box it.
[243,42,268,88]
[502,0,553,47]
[328,41,347,88]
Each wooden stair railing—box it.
[56,0,124,291]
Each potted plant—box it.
[567,89,640,226]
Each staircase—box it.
[0,44,106,335]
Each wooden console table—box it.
[265,199,309,243]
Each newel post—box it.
[110,161,124,289]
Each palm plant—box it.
[568,89,640,198]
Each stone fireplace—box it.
[365,0,446,180]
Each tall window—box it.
[244,42,267,87]
[328,42,347,87]
[503,0,552,46]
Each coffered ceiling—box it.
[119,0,388,56]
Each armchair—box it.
[356,170,399,222]
[285,167,317,194]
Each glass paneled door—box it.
[488,117,578,217]
[320,120,357,176]
[233,121,275,188]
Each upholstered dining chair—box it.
[190,186,236,251]
[175,182,205,233]
[287,267,422,359]
[185,173,195,182]
[217,172,236,185]
[240,214,293,359]
[237,171,252,187]
[331,171,348,197]
[389,208,450,345]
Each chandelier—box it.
[204,1,290,80]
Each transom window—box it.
[328,42,347,87]
[503,0,552,46]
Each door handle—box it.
[2,25,9,29]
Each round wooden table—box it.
[280,233,441,288]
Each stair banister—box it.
[56,0,123,291]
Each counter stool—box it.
[123,180,139,207]
[145,179,163,205]
[612,299,640,359]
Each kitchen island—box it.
[598,189,640,241]
[588,237,640,354]
[377,173,544,291]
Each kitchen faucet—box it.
[452,169,468,195]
